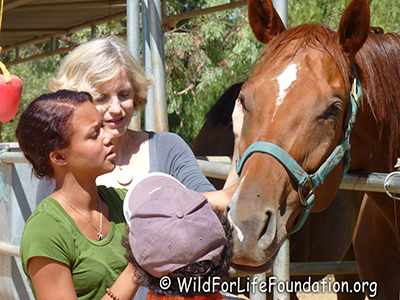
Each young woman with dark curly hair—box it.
[17,90,139,300]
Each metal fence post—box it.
[142,0,156,132]
[149,0,168,132]
[250,273,267,300]
[273,237,290,300]
[127,0,142,130]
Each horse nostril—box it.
[258,211,272,240]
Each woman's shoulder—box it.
[148,131,186,146]
[148,130,180,138]
[27,197,64,224]
[23,197,71,237]
[21,198,75,262]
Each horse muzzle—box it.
[226,189,286,272]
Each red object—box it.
[0,74,23,122]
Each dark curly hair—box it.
[15,90,92,180]
[122,207,233,298]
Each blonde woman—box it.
[29,36,238,300]
[39,36,236,211]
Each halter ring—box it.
[384,171,400,201]
[297,176,315,206]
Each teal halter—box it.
[236,68,361,235]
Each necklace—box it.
[115,136,137,186]
[116,166,133,185]
[54,191,105,240]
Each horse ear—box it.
[248,0,286,44]
[336,0,370,66]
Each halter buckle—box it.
[297,176,315,207]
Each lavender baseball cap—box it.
[123,172,226,278]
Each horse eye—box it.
[324,104,341,119]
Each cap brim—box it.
[123,172,187,225]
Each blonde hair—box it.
[48,36,153,111]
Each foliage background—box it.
[1,0,400,144]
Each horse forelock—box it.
[256,23,352,93]
[355,30,400,169]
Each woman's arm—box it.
[202,184,236,213]
[29,258,139,300]
[153,132,216,193]
[102,263,139,300]
[28,257,78,300]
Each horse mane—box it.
[355,29,400,166]
[204,82,243,127]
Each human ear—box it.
[49,150,67,166]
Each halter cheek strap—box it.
[235,67,361,235]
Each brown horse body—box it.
[221,0,400,298]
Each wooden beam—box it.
[4,46,76,67]
[2,11,126,52]
[2,0,248,63]
[10,0,126,12]
[4,32,127,66]
[4,0,35,12]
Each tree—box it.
[165,0,262,144]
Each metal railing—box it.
[4,152,400,193]
[0,242,20,257]
[196,156,400,194]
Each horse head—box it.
[227,0,370,273]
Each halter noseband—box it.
[235,67,361,235]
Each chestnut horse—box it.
[224,0,400,298]
[192,86,364,300]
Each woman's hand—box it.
[223,98,244,190]
[232,98,244,140]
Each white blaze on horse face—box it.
[228,211,244,242]
[228,174,247,243]
[271,63,298,122]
